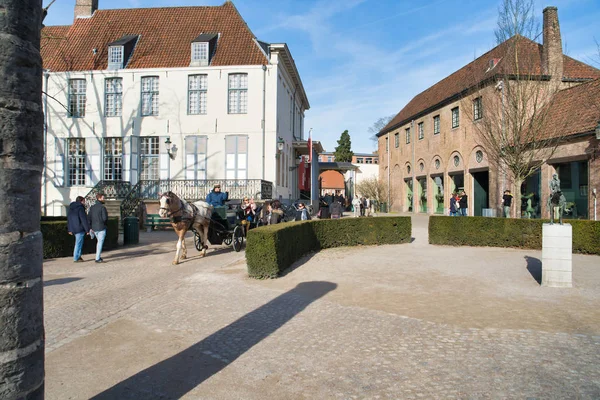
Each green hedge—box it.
[246,217,412,279]
[41,217,119,259]
[429,216,600,255]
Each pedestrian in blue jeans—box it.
[88,193,108,263]
[67,196,90,262]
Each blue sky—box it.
[44,0,600,153]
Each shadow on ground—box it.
[91,281,336,400]
[525,255,542,285]
[44,277,83,287]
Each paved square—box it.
[44,216,600,399]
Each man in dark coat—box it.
[459,191,468,216]
[88,193,108,263]
[67,196,90,262]
[205,184,229,207]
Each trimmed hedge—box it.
[429,216,600,255]
[41,217,119,259]
[246,217,412,279]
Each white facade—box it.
[43,47,307,215]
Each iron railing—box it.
[84,180,132,210]
[137,179,272,202]
[120,179,274,220]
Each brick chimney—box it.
[74,0,98,19]
[542,6,563,80]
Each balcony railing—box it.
[138,179,273,201]
[120,179,273,221]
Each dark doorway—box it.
[473,171,489,216]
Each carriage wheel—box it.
[223,236,233,246]
[194,231,202,251]
[232,225,244,252]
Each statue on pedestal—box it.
[547,173,566,225]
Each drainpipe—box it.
[43,69,50,216]
[262,64,267,180]
[593,188,597,221]
[387,134,390,209]
[411,120,416,214]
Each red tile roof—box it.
[41,25,70,69]
[41,1,267,72]
[541,78,600,139]
[381,36,600,135]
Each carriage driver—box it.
[206,184,229,207]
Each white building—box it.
[41,0,310,216]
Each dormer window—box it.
[190,33,218,67]
[107,34,139,70]
[191,42,209,65]
[108,46,123,69]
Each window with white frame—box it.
[104,138,123,181]
[188,74,207,115]
[473,97,482,120]
[225,136,248,180]
[68,79,86,117]
[108,46,124,69]
[68,138,86,186]
[228,73,248,114]
[140,137,159,180]
[405,128,411,144]
[185,136,207,180]
[418,122,424,140]
[433,115,440,135]
[356,157,364,163]
[394,133,399,148]
[104,78,123,117]
[452,107,460,128]
[141,76,159,116]
[366,158,373,164]
[191,42,209,65]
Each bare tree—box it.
[368,115,394,144]
[463,0,566,218]
[355,177,394,207]
[0,1,45,399]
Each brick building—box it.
[378,7,600,219]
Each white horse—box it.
[158,191,213,265]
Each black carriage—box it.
[192,204,261,252]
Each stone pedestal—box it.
[542,223,572,288]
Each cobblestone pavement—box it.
[44,218,600,399]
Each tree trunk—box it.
[514,178,523,219]
[0,1,45,399]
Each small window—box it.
[188,74,208,115]
[357,157,363,163]
[374,159,378,164]
[108,46,124,69]
[405,128,410,144]
[433,115,440,135]
[394,133,399,148]
[418,122,424,140]
[452,107,460,128]
[473,97,482,121]
[385,137,389,152]
[327,156,333,162]
[68,79,86,118]
[141,76,159,116]
[366,158,373,164]
[105,78,123,117]
[228,73,248,114]
[191,42,209,65]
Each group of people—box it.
[448,191,469,217]
[67,193,108,263]
[352,196,373,218]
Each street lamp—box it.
[277,137,285,152]
[164,137,177,160]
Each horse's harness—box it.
[160,194,198,228]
